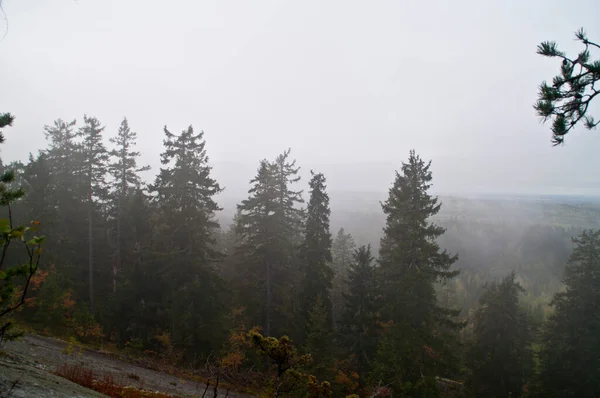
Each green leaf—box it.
[0,219,9,233]
[9,226,25,239]
[26,236,45,245]
[0,270,6,280]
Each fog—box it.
[1,0,600,198]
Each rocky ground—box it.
[0,335,251,398]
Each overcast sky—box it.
[1,0,599,198]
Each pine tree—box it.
[468,271,533,397]
[298,171,333,341]
[108,117,149,292]
[536,230,600,396]
[331,228,355,329]
[339,245,379,389]
[79,115,109,313]
[151,125,224,355]
[235,150,304,337]
[0,113,14,145]
[374,150,460,393]
[534,28,600,144]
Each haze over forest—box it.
[1,1,600,398]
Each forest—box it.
[1,112,599,397]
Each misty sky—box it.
[1,0,600,197]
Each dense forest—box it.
[1,113,599,397]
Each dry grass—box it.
[54,363,175,398]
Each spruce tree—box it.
[21,153,56,227]
[235,150,304,337]
[468,271,533,397]
[299,171,333,340]
[108,117,149,292]
[235,160,279,335]
[536,230,600,396]
[151,125,224,355]
[43,119,87,301]
[108,188,158,347]
[79,115,109,313]
[339,244,379,389]
[374,150,460,393]
[331,228,355,329]
[43,119,83,215]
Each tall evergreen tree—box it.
[374,150,460,394]
[468,271,533,397]
[107,188,158,347]
[536,230,600,396]
[339,245,379,389]
[235,161,279,335]
[43,119,83,218]
[235,150,304,337]
[298,171,333,340]
[79,115,109,313]
[151,125,224,355]
[43,119,87,301]
[331,228,355,329]
[108,117,149,292]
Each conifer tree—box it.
[331,228,355,328]
[298,171,333,340]
[43,119,83,214]
[43,119,88,300]
[339,245,379,389]
[0,113,14,145]
[21,153,56,227]
[152,125,223,277]
[107,188,157,346]
[108,117,149,292]
[536,230,600,396]
[534,28,600,144]
[151,125,224,355]
[235,161,279,335]
[468,272,533,397]
[272,149,304,247]
[79,115,109,313]
[374,150,460,393]
[235,150,304,337]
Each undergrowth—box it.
[54,363,175,398]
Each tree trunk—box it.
[266,261,271,337]
[114,193,121,293]
[88,198,94,313]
